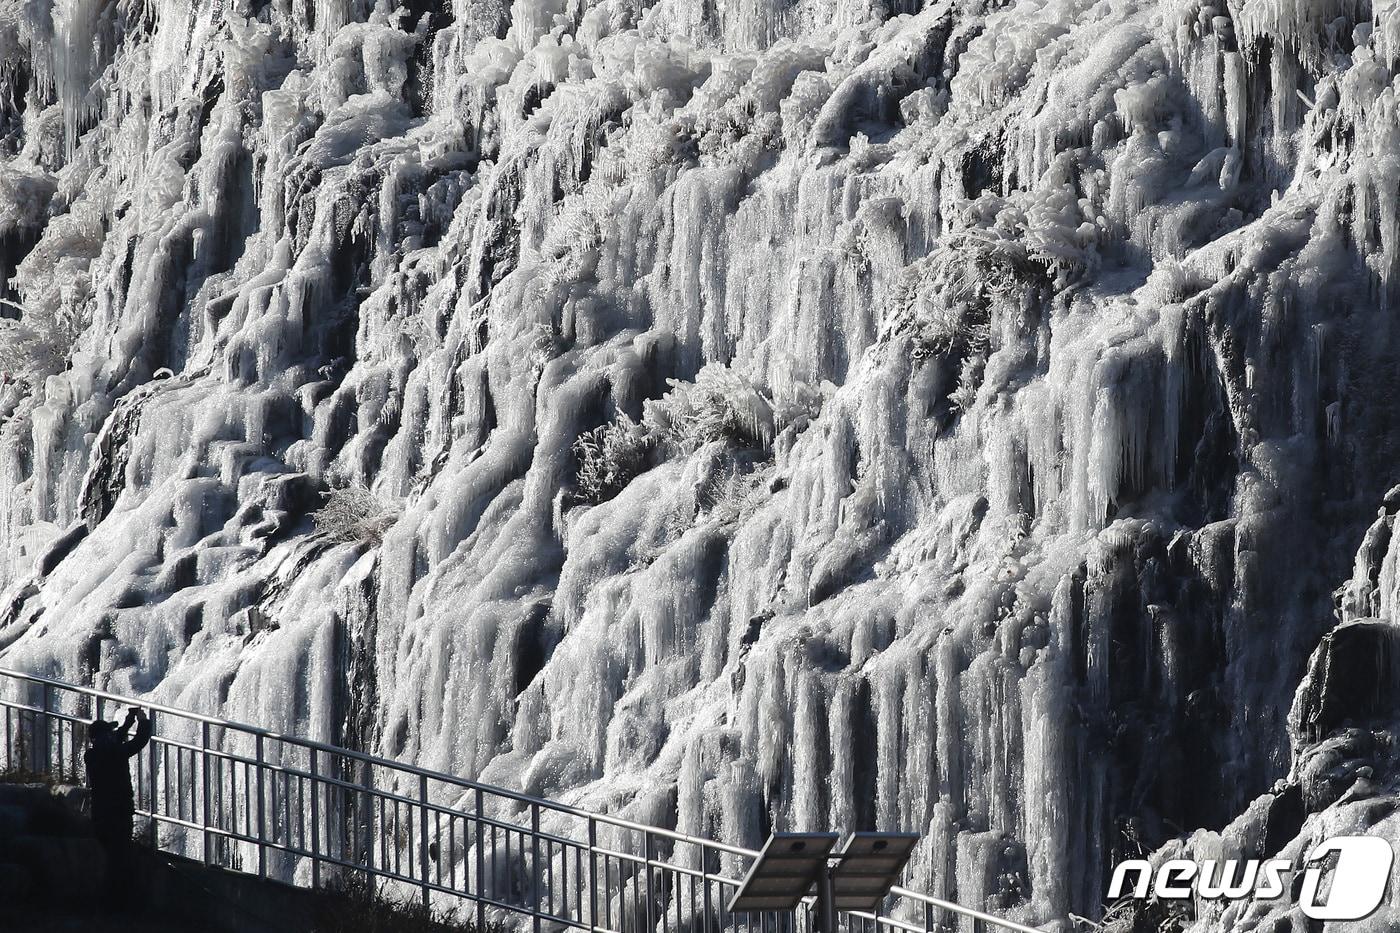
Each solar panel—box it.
[728,833,840,913]
[828,832,920,911]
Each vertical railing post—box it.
[701,855,713,933]
[531,802,542,933]
[361,761,375,897]
[256,733,267,878]
[90,694,102,787]
[588,816,600,933]
[147,710,158,850]
[644,832,656,933]
[419,773,431,910]
[475,787,487,933]
[202,721,213,866]
[310,747,321,890]
[40,683,53,777]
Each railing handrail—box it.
[0,667,1050,933]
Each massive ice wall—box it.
[4,0,1400,925]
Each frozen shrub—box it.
[694,459,769,525]
[908,293,993,362]
[769,378,827,439]
[0,167,56,233]
[948,355,987,415]
[893,184,1096,367]
[645,363,777,453]
[0,301,86,384]
[894,219,1054,364]
[1,200,98,385]
[573,367,823,506]
[314,482,399,545]
[883,214,1063,420]
[573,414,654,504]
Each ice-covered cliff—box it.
[4,0,1400,926]
[1104,510,1400,932]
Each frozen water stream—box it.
[5,0,1400,927]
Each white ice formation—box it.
[4,0,1400,927]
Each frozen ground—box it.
[3,0,1400,928]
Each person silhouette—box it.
[85,707,152,906]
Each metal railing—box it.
[0,668,1045,933]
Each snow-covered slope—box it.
[4,0,1400,926]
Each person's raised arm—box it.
[123,709,152,756]
[115,708,138,739]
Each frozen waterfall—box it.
[4,0,1400,927]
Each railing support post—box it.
[147,710,158,850]
[256,733,267,879]
[310,747,321,890]
[40,683,53,777]
[588,816,599,933]
[475,787,487,933]
[420,773,431,910]
[701,862,713,933]
[361,762,376,897]
[202,721,213,866]
[531,802,542,933]
[644,832,657,933]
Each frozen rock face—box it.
[1105,529,1400,932]
[3,0,1400,926]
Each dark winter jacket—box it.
[85,716,153,822]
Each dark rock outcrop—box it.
[1289,619,1400,745]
